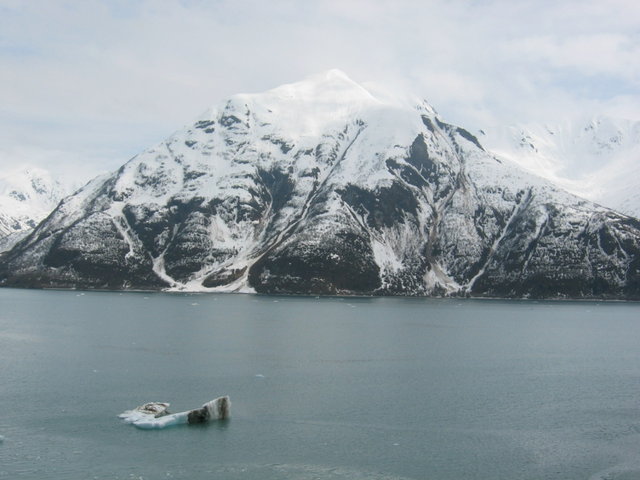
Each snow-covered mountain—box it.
[479,116,640,218]
[1,70,640,299]
[0,167,69,252]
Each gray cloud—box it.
[1,0,638,182]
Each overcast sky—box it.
[1,0,639,184]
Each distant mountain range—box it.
[479,116,640,218]
[0,167,69,252]
[1,71,639,299]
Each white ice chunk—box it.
[131,411,190,430]
[119,396,230,430]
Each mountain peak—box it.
[317,68,354,82]
[192,70,437,140]
[0,165,70,251]
[259,69,382,108]
[196,70,394,140]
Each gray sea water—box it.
[1,288,640,480]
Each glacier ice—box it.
[119,396,230,430]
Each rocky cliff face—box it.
[2,71,639,299]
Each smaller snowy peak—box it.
[0,166,64,201]
[568,115,640,153]
[481,115,640,168]
[0,166,71,247]
[480,115,640,218]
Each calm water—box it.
[1,289,640,480]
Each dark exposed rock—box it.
[340,182,418,229]
[202,267,246,288]
[249,225,381,295]
[455,127,485,151]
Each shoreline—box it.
[1,284,638,303]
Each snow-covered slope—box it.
[0,167,69,252]
[479,116,640,218]
[2,71,640,299]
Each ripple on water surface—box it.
[199,464,415,480]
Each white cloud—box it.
[0,0,638,182]
[510,33,640,79]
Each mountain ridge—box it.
[2,71,639,299]
[479,115,640,218]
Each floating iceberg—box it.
[119,396,230,429]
